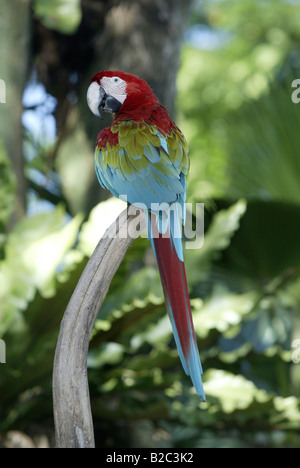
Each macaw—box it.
[87,71,205,401]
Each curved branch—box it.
[53,205,145,448]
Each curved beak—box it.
[87,82,123,118]
[87,82,105,119]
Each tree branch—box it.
[53,205,145,448]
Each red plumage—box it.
[150,215,205,400]
[91,71,175,136]
[88,70,205,399]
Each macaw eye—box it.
[113,77,120,83]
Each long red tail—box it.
[150,214,205,400]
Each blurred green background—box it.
[1,0,300,448]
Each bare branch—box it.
[53,205,145,448]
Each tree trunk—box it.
[92,0,193,116]
[0,0,32,222]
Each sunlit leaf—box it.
[192,285,257,339]
[78,198,127,257]
[0,206,82,336]
[34,0,82,35]
[204,370,271,413]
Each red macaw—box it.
[87,71,205,400]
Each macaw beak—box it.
[87,82,122,119]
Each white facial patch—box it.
[100,76,127,105]
[87,81,102,117]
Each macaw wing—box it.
[95,121,189,260]
[95,121,189,207]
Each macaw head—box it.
[87,71,158,119]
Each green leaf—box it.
[185,200,247,284]
[222,201,300,280]
[34,0,82,35]
[204,370,271,413]
[192,285,258,339]
[274,396,300,429]
[0,206,83,336]
[88,342,125,368]
[78,198,127,257]
[227,82,300,205]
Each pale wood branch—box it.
[53,205,145,448]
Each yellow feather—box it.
[116,124,129,138]
[119,152,135,179]
[128,154,150,173]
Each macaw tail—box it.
[149,213,206,401]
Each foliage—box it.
[1,0,300,449]
[178,0,300,202]
[0,141,15,239]
[33,0,82,35]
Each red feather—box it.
[91,71,175,134]
[150,215,205,400]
